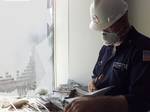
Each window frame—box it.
[54,0,69,87]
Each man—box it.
[65,0,150,112]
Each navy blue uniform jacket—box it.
[92,26,150,112]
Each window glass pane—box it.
[0,0,54,97]
[3,0,30,2]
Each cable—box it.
[8,100,18,112]
[27,102,41,112]
[35,98,49,112]
[33,102,42,112]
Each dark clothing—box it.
[92,26,150,112]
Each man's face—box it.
[103,13,128,35]
[102,21,119,33]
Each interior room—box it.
[0,0,149,111]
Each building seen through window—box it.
[0,0,54,97]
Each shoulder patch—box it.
[143,50,150,61]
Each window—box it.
[0,0,54,97]
[55,0,69,87]
[3,0,30,2]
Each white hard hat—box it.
[89,0,128,31]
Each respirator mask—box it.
[101,31,120,45]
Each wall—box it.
[68,0,150,85]
[127,0,150,37]
[68,0,103,85]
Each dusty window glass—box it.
[0,0,54,97]
[3,0,30,1]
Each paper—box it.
[65,86,114,103]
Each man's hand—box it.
[88,80,97,92]
[64,97,98,112]
[64,96,128,112]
